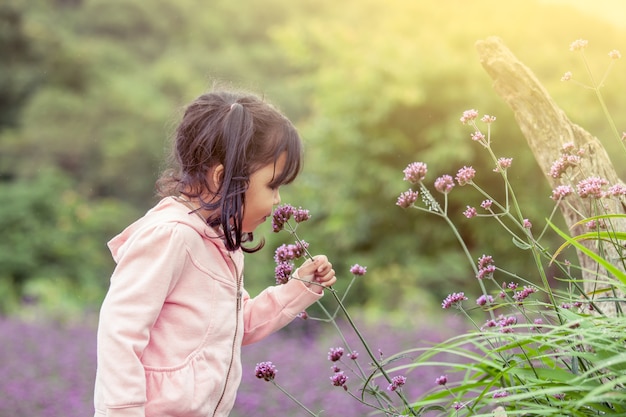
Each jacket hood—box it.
[107,197,225,263]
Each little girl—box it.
[94,88,336,417]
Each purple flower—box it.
[255,361,277,381]
[550,143,584,178]
[492,390,510,399]
[569,38,588,51]
[272,204,310,232]
[455,166,476,186]
[274,241,309,263]
[442,292,468,309]
[403,162,428,184]
[523,219,532,229]
[396,190,419,208]
[435,375,447,386]
[330,371,348,390]
[494,157,513,171]
[460,109,479,124]
[349,264,367,276]
[463,206,477,219]
[577,176,609,198]
[609,49,621,59]
[551,185,573,200]
[271,204,295,232]
[476,265,495,280]
[274,261,294,285]
[387,375,407,392]
[471,131,485,142]
[607,183,626,196]
[513,286,538,303]
[293,207,311,223]
[481,115,496,123]
[476,294,494,306]
[348,351,359,360]
[478,254,493,269]
[328,347,344,362]
[480,199,492,210]
[434,175,455,194]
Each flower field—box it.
[0,314,464,416]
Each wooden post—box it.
[475,36,625,315]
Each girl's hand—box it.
[296,255,336,292]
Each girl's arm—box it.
[241,255,335,345]
[96,225,185,416]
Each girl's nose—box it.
[273,189,281,205]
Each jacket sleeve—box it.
[95,224,186,417]
[241,275,323,345]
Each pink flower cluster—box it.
[387,375,407,392]
[272,204,311,232]
[441,292,468,309]
[255,361,277,381]
[513,285,538,303]
[328,347,344,362]
[494,157,513,171]
[455,166,476,186]
[434,175,455,194]
[396,190,419,208]
[476,294,494,306]
[551,185,574,201]
[463,206,477,219]
[403,162,428,184]
[459,109,479,124]
[576,176,609,199]
[349,264,367,276]
[482,314,517,333]
[330,372,348,390]
[476,255,495,280]
[569,39,588,51]
[551,176,626,201]
[274,241,309,263]
[549,142,584,179]
[274,241,309,284]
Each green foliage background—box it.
[1,0,625,320]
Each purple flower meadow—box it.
[0,317,96,417]
[234,314,466,417]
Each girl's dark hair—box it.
[157,88,302,252]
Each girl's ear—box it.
[212,164,225,188]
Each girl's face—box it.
[242,153,286,233]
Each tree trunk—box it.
[475,36,625,316]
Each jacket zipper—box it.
[212,253,242,416]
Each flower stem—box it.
[271,381,320,416]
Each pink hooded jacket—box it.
[94,197,323,417]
